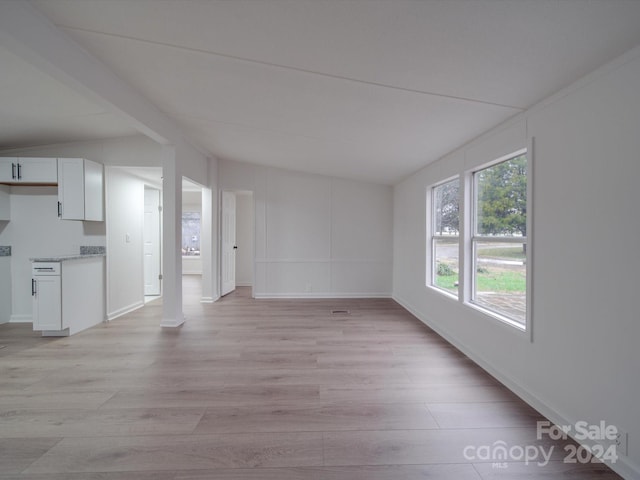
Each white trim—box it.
[255,258,390,264]
[236,282,252,287]
[465,301,527,333]
[106,301,144,321]
[425,284,458,302]
[200,296,219,304]
[160,316,185,328]
[9,314,32,323]
[393,293,637,480]
[255,292,391,299]
[525,135,535,341]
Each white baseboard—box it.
[201,296,219,304]
[10,314,32,323]
[392,294,638,480]
[106,301,144,321]
[236,282,252,287]
[254,292,392,299]
[160,317,185,328]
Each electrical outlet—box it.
[614,431,628,457]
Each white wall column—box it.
[200,186,215,302]
[200,157,219,303]
[160,145,184,327]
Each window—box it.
[182,212,201,256]
[471,151,527,327]
[430,178,460,296]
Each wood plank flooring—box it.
[0,277,621,479]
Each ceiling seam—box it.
[56,24,526,111]
[171,112,379,147]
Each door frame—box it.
[219,189,254,298]
[143,185,162,297]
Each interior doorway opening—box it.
[221,190,254,298]
[143,186,162,301]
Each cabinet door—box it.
[32,276,62,331]
[0,257,10,324]
[83,160,104,221]
[0,157,19,183]
[58,158,85,220]
[17,158,57,183]
[0,185,9,220]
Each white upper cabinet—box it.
[0,158,17,183]
[57,158,104,221]
[0,157,57,184]
[0,185,9,220]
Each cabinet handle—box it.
[58,201,62,218]
[32,279,37,296]
[12,163,16,180]
[17,163,22,180]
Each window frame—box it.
[427,176,461,299]
[467,147,531,333]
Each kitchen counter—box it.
[30,253,105,262]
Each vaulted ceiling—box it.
[3,0,640,184]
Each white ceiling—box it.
[4,1,640,184]
[0,45,137,148]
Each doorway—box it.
[221,190,254,297]
[143,186,161,298]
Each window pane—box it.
[434,238,459,295]
[433,179,459,235]
[476,154,527,237]
[182,212,201,256]
[473,241,526,325]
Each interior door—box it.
[144,187,161,296]
[221,191,237,296]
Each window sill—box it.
[426,284,459,302]
[466,300,528,334]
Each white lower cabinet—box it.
[32,257,104,336]
[32,266,62,332]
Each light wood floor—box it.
[0,276,620,479]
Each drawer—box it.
[32,262,61,275]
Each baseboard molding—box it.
[107,301,144,321]
[201,296,219,304]
[236,282,252,287]
[254,292,392,299]
[392,294,638,479]
[160,317,185,328]
[10,314,32,323]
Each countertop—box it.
[30,253,106,262]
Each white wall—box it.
[235,192,253,287]
[0,186,105,322]
[393,48,640,478]
[220,160,393,298]
[105,168,145,319]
